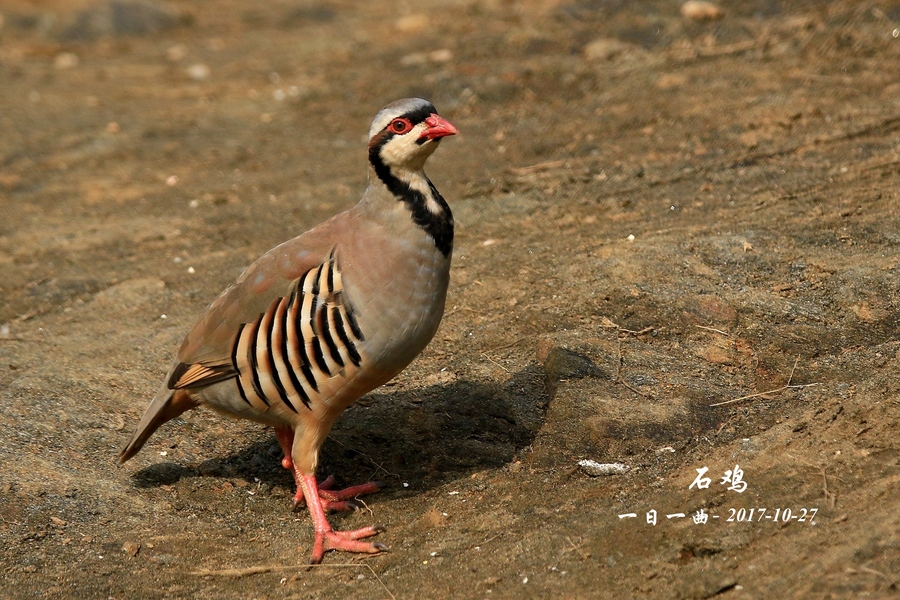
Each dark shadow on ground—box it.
[130,363,551,495]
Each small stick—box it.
[821,467,836,509]
[858,565,889,579]
[474,532,503,548]
[619,379,650,398]
[695,325,730,336]
[786,356,800,386]
[509,159,566,175]
[354,497,375,517]
[709,356,820,407]
[482,353,510,373]
[708,383,821,407]
[191,563,395,599]
[482,338,525,354]
[190,565,278,577]
[619,325,654,336]
[562,536,587,555]
[324,436,402,484]
[614,337,651,398]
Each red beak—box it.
[420,113,458,141]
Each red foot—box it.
[289,478,384,512]
[275,428,383,512]
[274,428,388,563]
[300,474,387,564]
[310,525,387,564]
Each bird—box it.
[119,98,458,564]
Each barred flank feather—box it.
[231,251,364,412]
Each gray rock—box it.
[62,1,187,41]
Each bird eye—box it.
[390,118,412,134]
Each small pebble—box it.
[583,38,631,61]
[578,460,629,477]
[429,49,453,63]
[681,1,724,21]
[167,44,187,62]
[54,52,80,70]
[122,541,141,557]
[187,63,210,81]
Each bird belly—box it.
[196,367,374,428]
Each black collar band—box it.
[368,141,454,257]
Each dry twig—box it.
[695,325,730,336]
[858,565,889,579]
[473,532,503,548]
[324,436,402,484]
[709,356,821,407]
[821,467,837,509]
[190,563,395,599]
[482,338,526,354]
[508,159,567,175]
[614,337,651,398]
[603,317,656,398]
[0,337,52,344]
[482,352,510,373]
[190,565,278,577]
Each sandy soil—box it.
[1,0,899,598]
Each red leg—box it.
[299,474,386,564]
[275,427,306,508]
[275,427,295,471]
[274,427,384,512]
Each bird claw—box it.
[323,499,360,512]
[319,480,385,502]
[291,477,384,513]
[291,494,360,514]
[309,527,387,564]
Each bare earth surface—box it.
[1,1,899,598]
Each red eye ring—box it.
[389,118,413,135]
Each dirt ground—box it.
[1,0,899,598]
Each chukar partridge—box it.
[120,98,458,564]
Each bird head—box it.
[367,98,458,174]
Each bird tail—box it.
[119,385,200,463]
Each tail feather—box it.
[119,386,200,463]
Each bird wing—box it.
[166,214,355,395]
